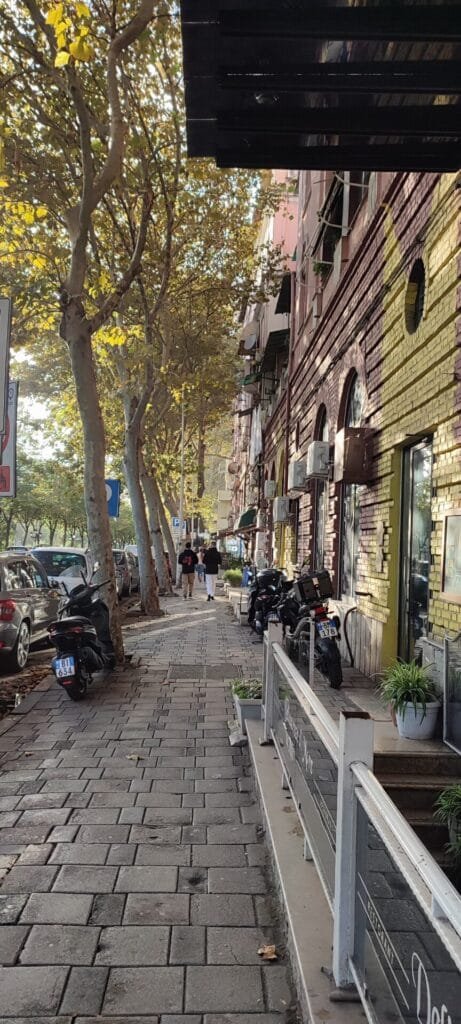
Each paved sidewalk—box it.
[0,589,296,1023]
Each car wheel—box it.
[7,620,30,673]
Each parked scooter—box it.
[48,568,115,701]
[248,568,286,638]
[276,570,343,689]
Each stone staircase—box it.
[374,749,461,871]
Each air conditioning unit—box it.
[264,480,276,500]
[287,459,307,494]
[334,428,374,484]
[273,497,290,524]
[306,441,330,478]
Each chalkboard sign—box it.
[442,513,461,603]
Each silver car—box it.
[0,553,60,672]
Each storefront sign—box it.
[0,381,18,498]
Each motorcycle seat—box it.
[50,616,93,631]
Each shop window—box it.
[314,406,329,571]
[340,374,364,598]
[405,259,425,334]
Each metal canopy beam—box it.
[220,7,461,43]
[217,61,461,96]
[217,104,461,137]
[214,143,461,172]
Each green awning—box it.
[237,508,257,530]
[239,371,261,388]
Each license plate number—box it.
[55,656,76,678]
[317,622,337,639]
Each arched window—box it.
[314,406,328,570]
[341,373,364,597]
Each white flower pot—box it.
[233,695,262,735]
[396,701,440,741]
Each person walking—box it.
[178,542,198,599]
[203,541,222,601]
[196,546,206,585]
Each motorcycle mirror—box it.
[92,561,100,574]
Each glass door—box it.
[399,439,433,661]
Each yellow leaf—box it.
[55,50,71,67]
[45,4,63,26]
[55,20,68,35]
[23,210,35,224]
[75,1,90,16]
[57,32,67,49]
[0,178,8,189]
[35,207,48,219]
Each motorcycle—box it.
[276,569,343,689]
[248,568,286,638]
[48,570,116,701]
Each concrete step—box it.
[374,750,461,777]
[404,809,448,852]
[376,773,461,812]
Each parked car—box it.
[6,546,29,555]
[30,547,93,596]
[113,549,138,597]
[0,552,61,671]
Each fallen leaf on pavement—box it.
[258,944,278,961]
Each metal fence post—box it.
[309,616,315,688]
[261,622,281,744]
[332,710,374,990]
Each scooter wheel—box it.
[65,680,87,701]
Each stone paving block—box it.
[206,928,272,965]
[185,967,264,1013]
[253,898,272,928]
[195,780,237,794]
[89,792,136,807]
[204,768,241,780]
[207,825,257,845]
[208,868,266,895]
[0,826,51,845]
[135,845,191,867]
[136,793,182,807]
[161,1017,201,1024]
[103,967,184,1015]
[17,844,53,865]
[63,794,92,808]
[0,865,58,892]
[47,826,80,843]
[41,779,88,792]
[240,806,262,825]
[181,794,204,809]
[177,867,208,894]
[0,966,68,1015]
[262,965,293,1012]
[69,809,120,825]
[143,808,192,827]
[191,845,246,868]
[21,893,93,925]
[107,844,136,866]
[193,808,241,826]
[0,894,28,923]
[0,811,20,827]
[89,894,126,927]
[130,825,182,846]
[0,924,29,964]
[20,924,100,965]
[85,780,131,792]
[182,826,206,845]
[203,1016,280,1024]
[124,893,190,925]
[118,806,145,824]
[49,843,109,865]
[116,866,178,893]
[169,926,205,965]
[205,793,252,808]
[152,781,194,794]
[60,966,108,1014]
[190,895,255,926]
[130,779,153,793]
[95,926,170,965]
[0,1018,72,1024]
[53,865,118,893]
[184,769,204,781]
[76,824,130,844]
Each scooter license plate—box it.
[55,656,76,678]
[317,622,337,639]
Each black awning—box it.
[275,273,292,316]
[180,1,461,172]
[259,329,289,373]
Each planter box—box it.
[233,694,262,734]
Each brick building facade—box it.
[234,170,461,676]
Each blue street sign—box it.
[172,516,180,528]
[105,479,121,518]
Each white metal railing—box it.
[262,626,461,1011]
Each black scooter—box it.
[48,572,115,701]
[276,570,343,689]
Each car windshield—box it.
[32,550,86,576]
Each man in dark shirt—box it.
[203,542,222,602]
[178,542,198,599]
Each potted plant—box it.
[379,660,440,740]
[231,678,262,734]
[435,784,461,845]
